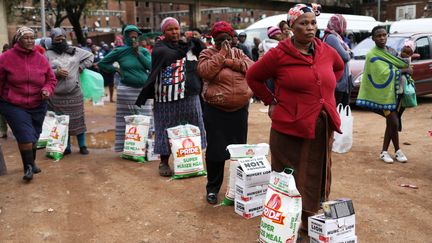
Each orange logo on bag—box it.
[176,138,200,157]
[263,194,285,224]
[125,127,141,141]
[50,127,59,140]
[245,149,255,156]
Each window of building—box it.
[145,2,149,8]
[136,17,140,23]
[146,17,150,23]
[135,1,139,7]
[396,5,416,20]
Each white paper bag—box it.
[332,104,353,154]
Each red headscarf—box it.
[211,21,235,38]
[288,3,321,28]
[324,14,350,51]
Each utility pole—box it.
[41,0,46,37]
[377,0,381,21]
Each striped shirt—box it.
[154,57,186,102]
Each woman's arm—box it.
[224,48,254,74]
[326,34,351,63]
[137,47,152,71]
[197,49,226,81]
[97,48,121,73]
[78,49,95,71]
[41,58,58,97]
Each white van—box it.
[389,18,432,34]
[243,13,379,42]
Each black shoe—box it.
[23,164,33,181]
[64,149,71,155]
[79,146,89,155]
[206,193,218,205]
[32,164,41,174]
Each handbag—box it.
[401,78,417,108]
[332,104,354,154]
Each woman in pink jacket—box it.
[0,26,57,181]
[247,4,344,237]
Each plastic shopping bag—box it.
[332,104,353,154]
[167,124,206,179]
[402,79,417,108]
[36,111,56,148]
[46,115,69,161]
[259,168,302,243]
[80,69,105,102]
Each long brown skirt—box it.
[270,111,333,230]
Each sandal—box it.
[158,163,172,177]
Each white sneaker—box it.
[395,149,408,163]
[380,151,394,163]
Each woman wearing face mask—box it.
[246,3,344,236]
[45,28,94,155]
[98,25,153,153]
[197,21,254,205]
[0,26,57,181]
[136,17,206,177]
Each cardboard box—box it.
[236,156,271,187]
[322,199,355,219]
[234,197,265,219]
[310,235,357,243]
[308,214,355,241]
[235,184,268,201]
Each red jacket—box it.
[246,38,344,139]
[0,44,57,109]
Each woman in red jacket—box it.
[246,3,344,235]
[0,26,57,181]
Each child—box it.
[398,40,415,94]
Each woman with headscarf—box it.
[98,25,153,153]
[45,27,94,155]
[0,26,57,181]
[323,14,353,106]
[136,17,206,177]
[246,3,344,236]
[258,26,283,58]
[197,21,254,205]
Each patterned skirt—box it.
[48,91,86,136]
[154,95,206,155]
[115,84,153,152]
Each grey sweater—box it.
[324,34,353,93]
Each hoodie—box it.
[98,25,151,88]
[246,38,344,139]
[0,44,57,109]
[258,39,279,56]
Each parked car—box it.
[349,32,432,103]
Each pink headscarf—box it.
[403,40,416,52]
[267,26,282,38]
[160,17,180,33]
[324,14,350,51]
[287,3,321,28]
[210,21,235,38]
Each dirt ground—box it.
[1,96,431,242]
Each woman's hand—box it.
[268,104,276,119]
[402,66,413,75]
[219,40,231,57]
[132,37,139,54]
[41,90,50,100]
[56,68,69,78]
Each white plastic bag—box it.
[167,124,206,179]
[37,111,56,148]
[332,104,353,154]
[46,115,69,161]
[259,168,302,243]
[121,115,151,163]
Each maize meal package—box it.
[167,124,206,179]
[37,111,56,148]
[259,168,302,243]
[46,115,70,161]
[121,115,151,163]
[222,143,270,206]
